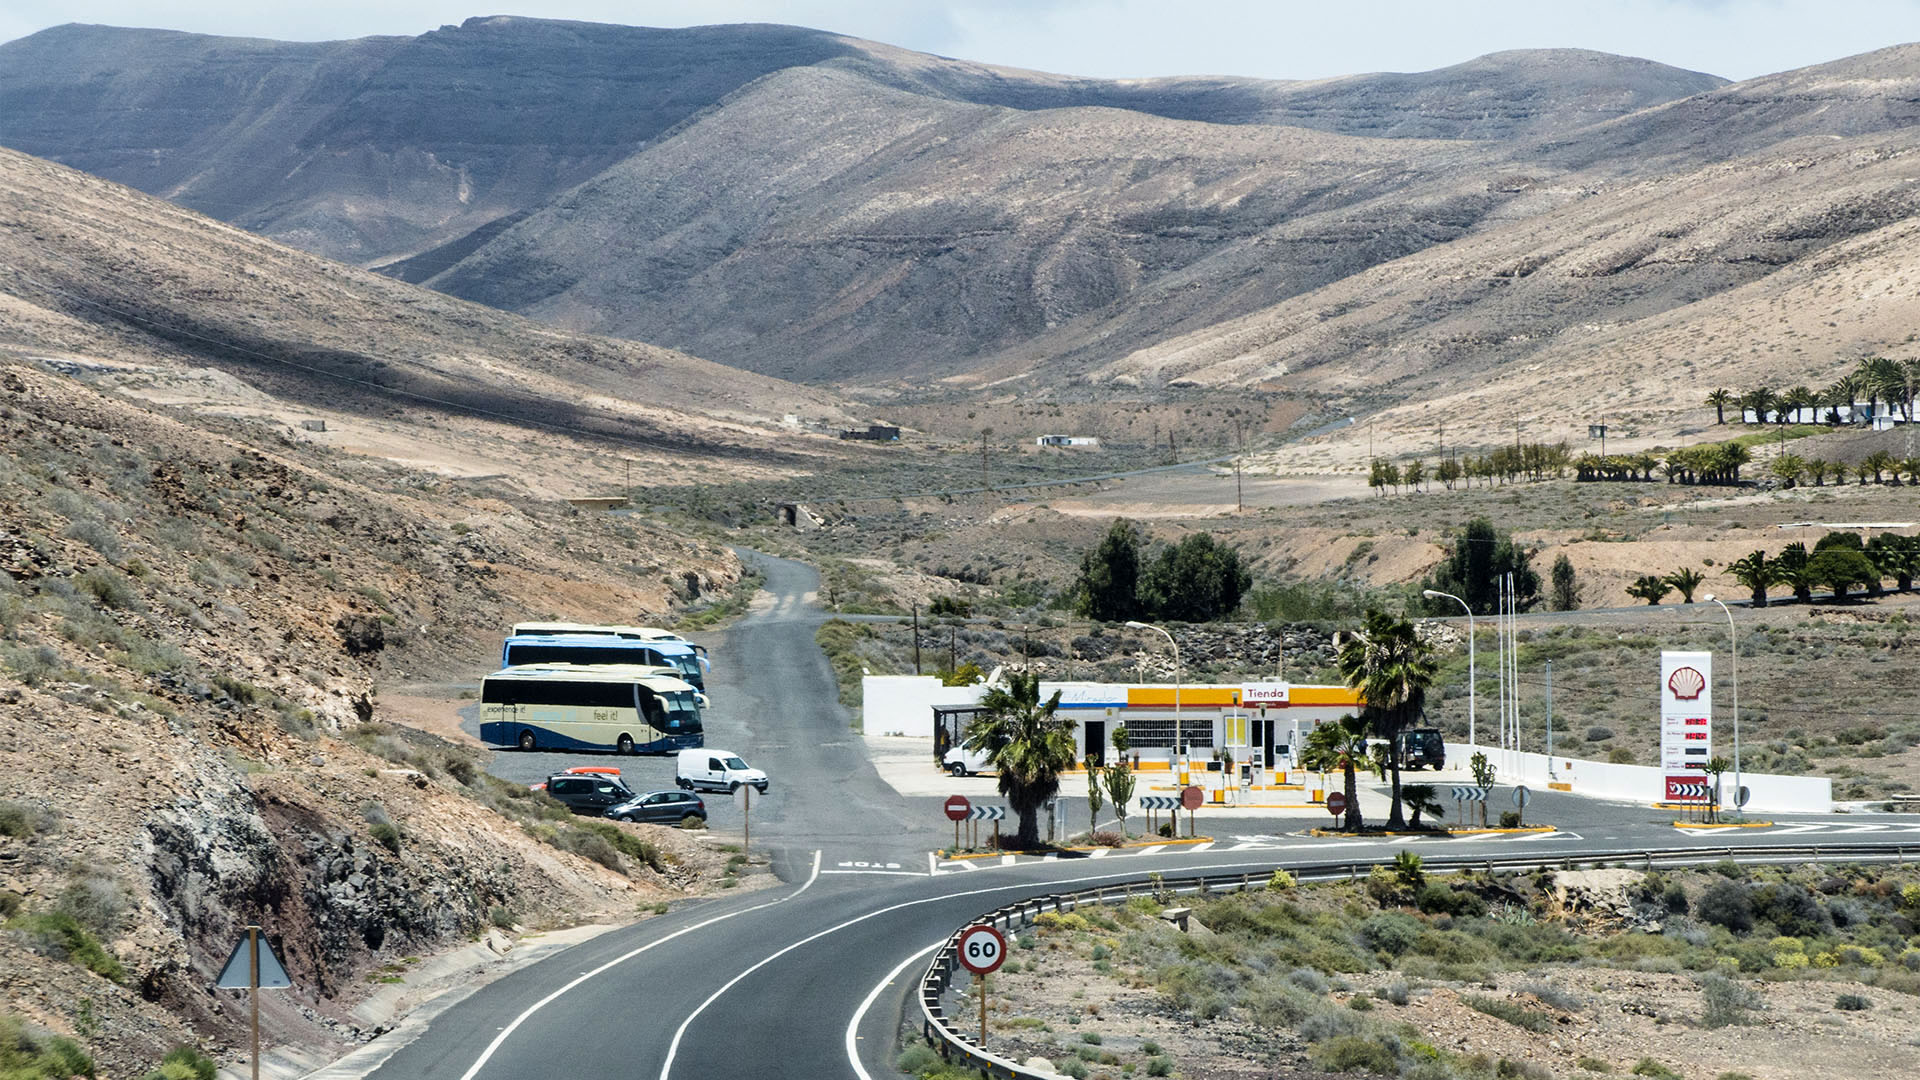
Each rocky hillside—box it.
[0,357,745,1075]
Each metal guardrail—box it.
[916,843,1917,1079]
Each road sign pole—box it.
[954,818,960,851]
[743,785,751,857]
[979,972,988,1046]
[249,925,260,1080]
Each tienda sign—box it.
[1241,683,1289,705]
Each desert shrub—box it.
[1834,993,1871,1011]
[1360,912,1422,956]
[1586,725,1615,742]
[1057,1058,1089,1079]
[1662,881,1690,915]
[0,1013,95,1078]
[210,674,260,705]
[1498,1060,1553,1080]
[1521,981,1584,1012]
[54,869,125,938]
[0,801,53,839]
[1378,979,1411,1006]
[8,911,127,983]
[142,1045,218,1080]
[1578,1058,1615,1073]
[1347,995,1374,1011]
[487,905,514,930]
[1307,1034,1398,1075]
[1698,973,1762,1028]
[1500,810,1523,827]
[1415,882,1486,917]
[1750,883,1831,938]
[895,1044,942,1074]
[1465,995,1551,1032]
[65,518,123,562]
[1631,1060,1683,1080]
[368,823,402,854]
[75,568,138,609]
[1146,1057,1174,1077]
[1696,881,1753,933]
[441,754,478,786]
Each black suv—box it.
[1397,728,1446,771]
[544,773,637,816]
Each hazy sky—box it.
[4,1,1920,82]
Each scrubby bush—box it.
[1750,883,1831,938]
[1698,973,1763,1028]
[1835,993,1872,1011]
[1307,1034,1398,1075]
[142,1045,218,1080]
[1360,912,1422,956]
[1465,995,1552,1032]
[10,911,127,983]
[0,1014,94,1078]
[1631,1060,1683,1080]
[1696,881,1754,933]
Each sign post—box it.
[217,925,291,1080]
[945,795,971,851]
[1512,785,1531,828]
[742,784,751,857]
[1660,651,1713,809]
[957,924,1007,1047]
[1180,785,1203,838]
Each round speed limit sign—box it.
[957,924,1007,976]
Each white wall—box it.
[1447,743,1832,814]
[861,676,983,737]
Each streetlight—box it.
[1125,621,1182,764]
[1422,589,1475,748]
[1702,595,1740,812]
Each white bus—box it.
[510,622,709,666]
[479,664,704,754]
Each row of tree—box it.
[1625,533,1920,606]
[1707,355,1920,426]
[1767,451,1920,487]
[1074,520,1252,623]
[1368,442,1572,493]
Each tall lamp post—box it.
[1422,589,1475,748]
[1702,595,1740,811]
[1126,621,1182,765]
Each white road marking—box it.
[846,939,945,1080]
[822,870,927,877]
[458,850,821,1080]
[1088,848,1109,859]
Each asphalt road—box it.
[370,552,1920,1080]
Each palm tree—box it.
[1727,550,1775,608]
[1769,453,1804,488]
[1705,388,1734,425]
[1741,387,1777,426]
[1776,542,1814,603]
[965,671,1077,849]
[1337,610,1437,831]
[1864,450,1895,485]
[1400,783,1445,829]
[1300,714,1371,832]
[1665,567,1707,603]
[1626,574,1671,605]
[1830,372,1862,423]
[1781,385,1816,426]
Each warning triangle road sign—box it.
[216,930,292,989]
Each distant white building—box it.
[1036,434,1100,448]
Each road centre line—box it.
[456,850,821,1080]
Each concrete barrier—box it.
[1445,742,1831,814]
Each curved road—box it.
[365,552,1917,1080]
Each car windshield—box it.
[723,756,748,770]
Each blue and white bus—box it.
[510,622,710,668]
[479,664,704,754]
[500,634,706,692]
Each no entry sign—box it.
[944,795,972,822]
[1180,785,1204,811]
[958,924,1007,975]
[1326,791,1348,817]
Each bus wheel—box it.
[518,731,536,751]
[618,734,634,755]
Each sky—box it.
[4,1,1920,83]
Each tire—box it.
[728,781,741,795]
[677,778,692,790]
[617,734,634,755]
[949,762,967,778]
[518,731,536,751]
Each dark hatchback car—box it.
[544,773,637,816]
[608,790,708,826]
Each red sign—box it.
[1325,791,1348,817]
[944,795,972,822]
[1180,785,1204,811]
[1665,775,1710,802]
[957,924,1007,975]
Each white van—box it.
[941,743,995,777]
[676,748,768,794]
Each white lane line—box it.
[846,939,945,1080]
[456,850,821,1080]
[927,851,937,877]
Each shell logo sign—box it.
[1666,666,1707,701]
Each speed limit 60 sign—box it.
[957,924,1007,975]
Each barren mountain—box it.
[0,144,851,483]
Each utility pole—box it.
[912,603,922,675]
[979,427,994,513]
[1234,417,1245,513]
[1545,659,1554,779]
